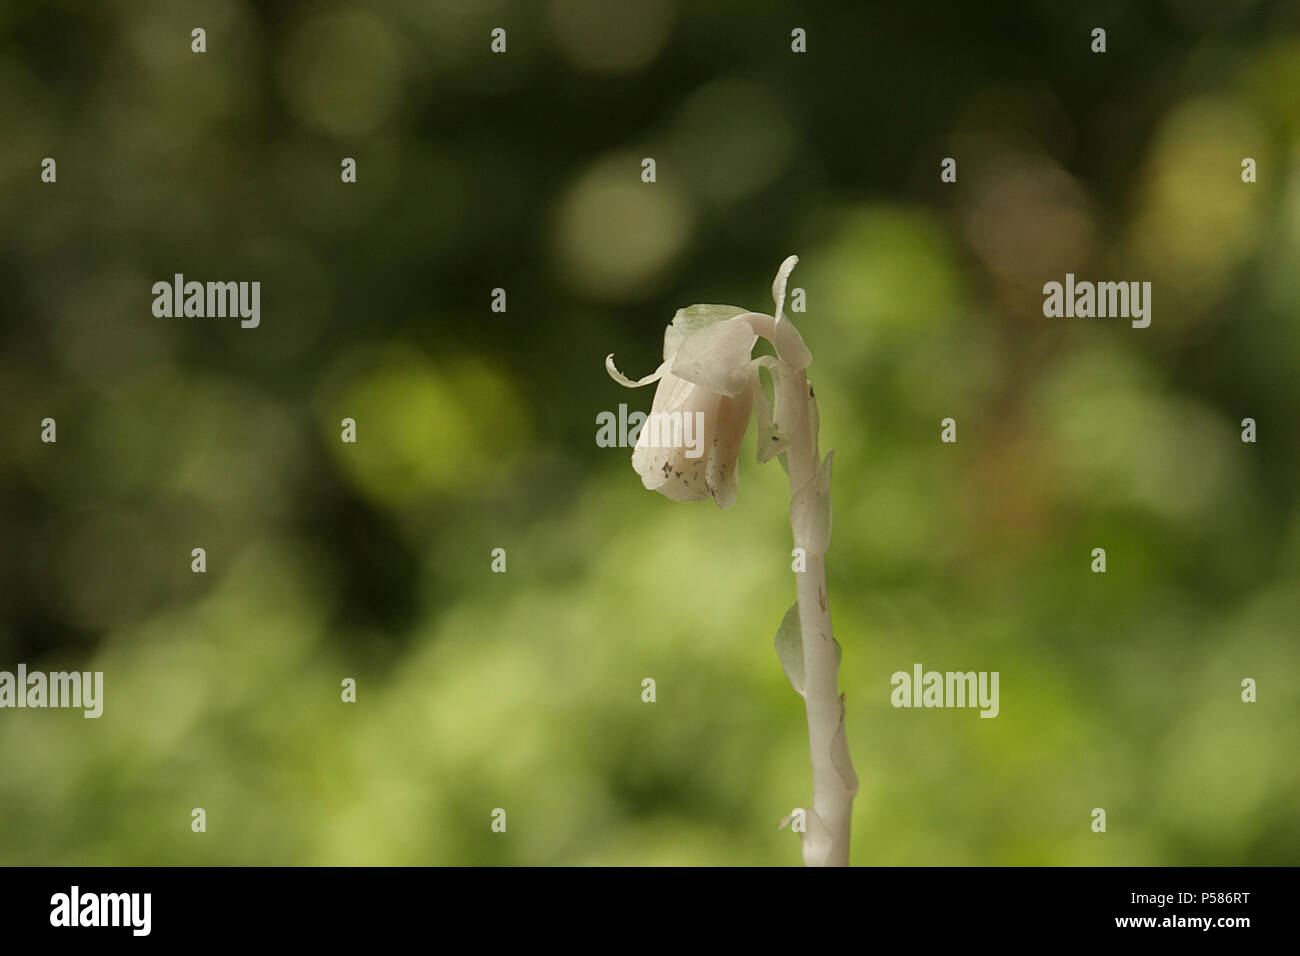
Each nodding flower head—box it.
[605,256,811,509]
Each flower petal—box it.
[807,377,821,464]
[772,254,798,323]
[753,356,793,463]
[631,372,718,502]
[769,256,813,369]
[669,317,756,397]
[773,316,812,370]
[663,304,750,361]
[606,354,667,388]
[736,310,812,371]
[705,378,753,509]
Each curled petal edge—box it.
[772,254,799,324]
[606,354,668,388]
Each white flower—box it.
[605,256,811,509]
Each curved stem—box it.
[786,368,857,866]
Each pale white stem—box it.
[786,368,857,866]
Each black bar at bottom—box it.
[0,866,1281,942]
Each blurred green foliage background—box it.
[1,0,1298,865]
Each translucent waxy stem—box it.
[785,366,857,866]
